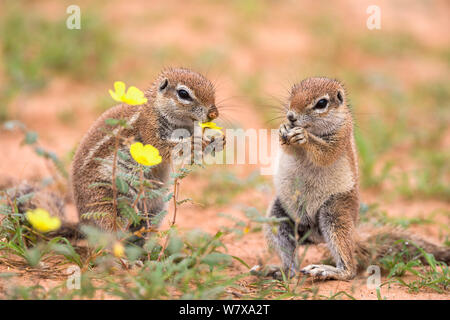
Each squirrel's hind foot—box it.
[300,264,355,281]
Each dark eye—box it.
[314,98,328,110]
[177,89,191,101]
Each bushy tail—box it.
[354,224,450,271]
[2,181,82,239]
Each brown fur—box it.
[151,68,216,106]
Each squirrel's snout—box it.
[287,111,296,123]
[207,105,218,120]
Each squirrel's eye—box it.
[314,98,328,110]
[177,89,192,101]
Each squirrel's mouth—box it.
[189,115,202,123]
[290,121,311,129]
[190,114,212,123]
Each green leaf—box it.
[151,210,167,226]
[15,192,36,204]
[24,247,42,267]
[34,146,46,157]
[201,252,231,269]
[230,255,250,269]
[24,131,38,145]
[213,231,224,240]
[49,242,82,267]
[115,177,129,194]
[176,198,192,206]
[376,288,383,300]
[167,235,184,256]
[125,245,144,262]
[0,272,18,278]
[164,192,174,202]
[118,202,140,226]
[117,150,130,161]
[105,118,120,126]
[144,239,163,260]
[80,211,108,221]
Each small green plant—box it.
[0,193,82,268]
[0,115,248,300]
[380,240,449,293]
[2,226,242,299]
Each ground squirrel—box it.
[71,67,220,234]
[264,77,449,281]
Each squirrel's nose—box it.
[207,105,218,120]
[287,111,296,123]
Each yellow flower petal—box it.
[26,208,61,233]
[130,142,162,166]
[113,242,125,258]
[114,81,126,96]
[124,86,148,106]
[109,90,119,102]
[199,122,223,136]
[199,122,222,130]
[109,81,126,102]
[109,81,147,105]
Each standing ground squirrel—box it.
[71,68,220,234]
[264,77,449,280]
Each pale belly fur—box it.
[274,150,355,221]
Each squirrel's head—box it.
[151,68,217,129]
[286,77,349,136]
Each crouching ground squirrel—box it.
[264,77,449,281]
[71,68,222,234]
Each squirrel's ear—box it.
[336,90,344,105]
[159,78,169,92]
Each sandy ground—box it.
[0,0,449,299]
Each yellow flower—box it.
[271,226,278,235]
[198,122,223,131]
[26,208,61,233]
[199,122,223,137]
[113,242,125,258]
[130,142,162,166]
[109,81,148,106]
[243,226,250,234]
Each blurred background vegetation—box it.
[0,0,448,202]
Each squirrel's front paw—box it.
[203,133,226,155]
[279,123,292,145]
[286,127,308,145]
